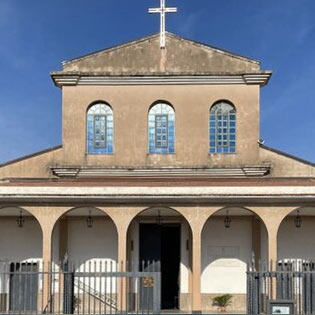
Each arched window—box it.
[148,102,175,154]
[209,101,236,154]
[87,103,113,154]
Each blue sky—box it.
[0,0,314,163]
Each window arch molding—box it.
[148,101,175,154]
[86,101,114,154]
[209,100,236,154]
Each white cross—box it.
[149,0,177,49]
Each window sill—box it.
[86,153,114,156]
[208,152,237,155]
[147,153,176,156]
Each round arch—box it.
[126,206,193,311]
[86,100,113,113]
[51,207,118,265]
[0,207,43,262]
[210,99,236,112]
[277,206,315,263]
[148,100,175,112]
[86,101,114,155]
[200,206,269,313]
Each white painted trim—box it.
[0,185,314,196]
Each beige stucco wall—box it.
[260,146,315,177]
[0,147,63,178]
[61,84,260,167]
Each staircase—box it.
[74,278,117,309]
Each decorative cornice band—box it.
[50,166,271,178]
[52,73,271,88]
[0,186,314,206]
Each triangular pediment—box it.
[61,33,261,74]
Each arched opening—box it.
[50,207,118,313]
[0,207,43,312]
[148,102,175,154]
[127,207,192,311]
[209,100,236,154]
[86,102,114,154]
[278,207,315,263]
[276,207,315,311]
[201,207,268,313]
[52,207,118,264]
[0,207,42,262]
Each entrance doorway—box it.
[139,223,180,309]
[9,263,38,312]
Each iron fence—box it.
[0,260,161,315]
[247,260,315,314]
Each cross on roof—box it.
[148,0,178,49]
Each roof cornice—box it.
[51,72,272,88]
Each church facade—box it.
[1,32,315,314]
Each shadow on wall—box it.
[0,207,43,262]
[51,207,118,266]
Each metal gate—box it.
[0,260,161,315]
[247,260,315,314]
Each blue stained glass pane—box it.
[148,103,175,154]
[230,142,236,146]
[86,104,114,154]
[209,102,236,154]
[230,147,236,153]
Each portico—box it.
[1,178,315,313]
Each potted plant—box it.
[212,294,233,312]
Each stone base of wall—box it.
[0,294,7,312]
[201,293,246,313]
[179,293,192,312]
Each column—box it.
[42,226,53,313]
[117,227,128,311]
[192,228,202,313]
[268,227,278,299]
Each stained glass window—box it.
[87,103,113,154]
[209,101,236,154]
[148,103,175,154]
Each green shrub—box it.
[212,294,233,311]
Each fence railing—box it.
[0,260,161,315]
[247,260,315,314]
